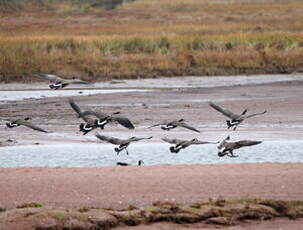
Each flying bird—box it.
[116,160,144,166]
[95,133,152,155]
[162,137,218,153]
[149,119,200,133]
[209,102,267,130]
[2,117,48,133]
[81,110,135,130]
[217,136,262,157]
[37,73,90,90]
[69,99,134,135]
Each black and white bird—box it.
[149,119,200,133]
[209,102,267,130]
[116,160,144,166]
[37,73,90,90]
[162,137,218,153]
[217,136,262,157]
[69,99,134,135]
[2,117,48,133]
[95,133,152,155]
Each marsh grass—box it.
[3,199,303,229]
[16,202,43,208]
[1,0,303,82]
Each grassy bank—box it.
[1,0,303,82]
[1,199,303,229]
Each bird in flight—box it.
[69,98,134,135]
[149,119,200,133]
[162,137,218,153]
[217,136,262,157]
[37,73,90,89]
[209,102,267,130]
[2,117,48,133]
[95,133,152,155]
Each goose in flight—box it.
[37,73,90,89]
[116,160,144,166]
[2,117,48,133]
[69,99,134,135]
[217,136,262,157]
[162,137,218,153]
[95,133,152,155]
[149,119,200,133]
[81,110,135,130]
[209,102,267,130]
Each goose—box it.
[95,133,152,155]
[116,160,144,166]
[69,99,100,135]
[37,73,90,90]
[162,137,218,153]
[2,117,48,133]
[69,99,134,135]
[81,110,135,130]
[217,136,262,157]
[209,102,267,130]
[149,119,200,133]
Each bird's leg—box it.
[233,125,238,131]
[228,150,238,158]
[125,148,129,155]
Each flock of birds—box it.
[1,73,268,166]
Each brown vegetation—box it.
[1,0,303,82]
[1,199,303,229]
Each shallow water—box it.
[0,74,302,102]
[1,141,303,168]
[0,89,150,101]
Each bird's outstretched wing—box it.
[16,120,48,133]
[209,102,239,119]
[177,122,200,133]
[193,140,219,145]
[148,123,164,128]
[111,116,135,129]
[81,110,108,120]
[69,98,82,115]
[68,99,94,123]
[233,140,262,149]
[162,137,183,145]
[65,79,90,85]
[243,110,267,119]
[37,73,63,83]
[131,136,153,142]
[95,133,123,145]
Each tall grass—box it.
[1,32,303,82]
[1,0,303,82]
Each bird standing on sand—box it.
[37,73,90,89]
[149,119,200,133]
[217,136,262,157]
[208,102,267,130]
[162,137,218,153]
[116,160,144,166]
[69,99,134,135]
[95,133,152,155]
[2,117,48,133]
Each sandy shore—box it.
[0,163,302,209]
[1,163,303,229]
